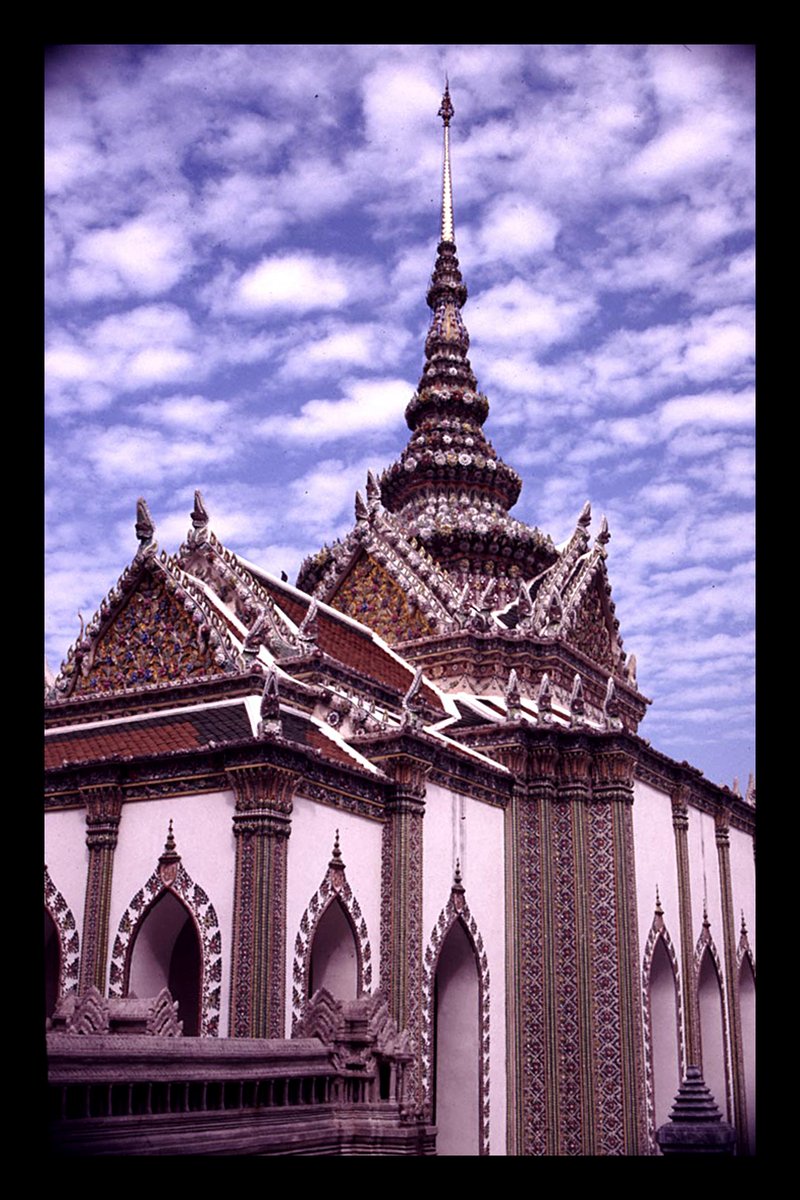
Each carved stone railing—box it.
[47,992,433,1156]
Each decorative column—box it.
[671,785,700,1064]
[78,781,123,995]
[592,746,645,1156]
[378,749,429,1108]
[520,740,559,1157]
[228,763,298,1039]
[715,809,748,1153]
[554,744,594,1155]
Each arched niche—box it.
[109,831,222,1036]
[126,889,202,1036]
[434,917,481,1156]
[291,833,373,1033]
[698,946,729,1120]
[44,909,60,1022]
[308,896,359,1001]
[649,936,682,1135]
[44,866,80,1019]
[739,954,756,1153]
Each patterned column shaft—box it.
[555,747,594,1155]
[78,784,122,994]
[715,812,748,1153]
[594,750,646,1156]
[671,787,700,1063]
[523,743,558,1157]
[229,765,296,1039]
[379,755,427,1108]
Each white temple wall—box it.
[286,794,383,1032]
[44,806,88,943]
[728,825,756,956]
[632,780,681,955]
[108,791,236,1035]
[422,782,507,1154]
[687,808,725,952]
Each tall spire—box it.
[439,81,455,244]
[376,84,556,607]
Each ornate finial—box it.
[191,489,209,530]
[354,489,369,523]
[570,673,587,728]
[745,773,755,805]
[603,675,622,730]
[438,81,454,128]
[401,667,425,729]
[135,497,156,555]
[452,856,466,911]
[732,776,741,797]
[740,909,747,937]
[655,885,663,916]
[160,819,179,863]
[329,829,346,888]
[625,653,638,687]
[159,819,180,885]
[258,668,282,737]
[578,500,592,529]
[537,672,553,718]
[366,469,381,506]
[505,668,522,720]
[702,901,711,932]
[438,82,455,243]
[596,514,610,547]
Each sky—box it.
[44,44,755,792]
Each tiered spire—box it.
[379,85,553,605]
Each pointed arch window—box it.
[738,920,756,1154]
[126,889,202,1036]
[695,917,729,1122]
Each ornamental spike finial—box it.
[438,82,455,244]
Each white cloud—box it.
[258,378,411,443]
[232,253,353,313]
[67,214,193,301]
[469,278,593,349]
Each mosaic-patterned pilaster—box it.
[229,764,297,1038]
[670,785,700,1065]
[715,810,748,1153]
[553,747,591,1155]
[496,737,551,1156]
[378,752,428,1109]
[78,783,122,994]
[524,744,557,1156]
[595,749,645,1156]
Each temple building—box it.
[44,88,755,1156]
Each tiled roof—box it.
[45,705,253,769]
[257,575,444,712]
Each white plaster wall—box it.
[286,795,383,1035]
[632,780,682,959]
[108,791,237,1035]
[45,807,89,946]
[422,782,507,1155]
[728,825,756,958]
[687,809,725,959]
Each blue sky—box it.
[45,44,755,791]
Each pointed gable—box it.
[561,570,617,672]
[54,555,239,700]
[330,551,437,645]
